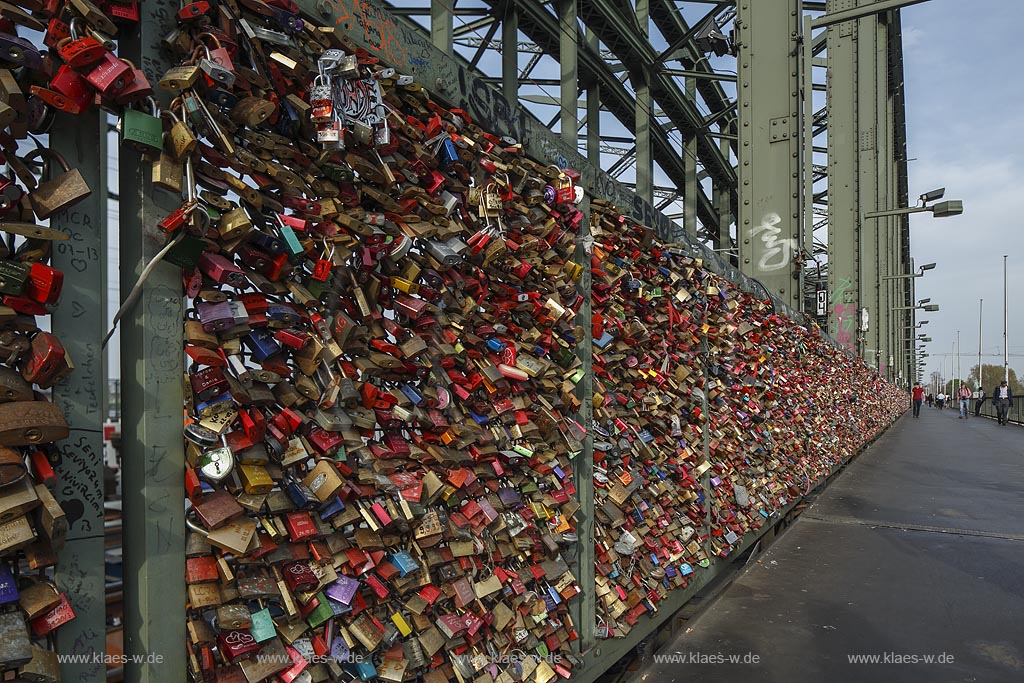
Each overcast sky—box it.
[902,1,1024,384]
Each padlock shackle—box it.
[195,31,222,50]
[189,45,212,63]
[67,16,86,40]
[184,507,208,537]
[23,144,70,176]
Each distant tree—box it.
[967,364,1022,395]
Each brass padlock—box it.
[18,644,60,682]
[18,579,61,620]
[0,611,32,668]
[24,148,92,220]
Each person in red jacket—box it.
[911,382,925,418]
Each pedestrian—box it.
[974,386,985,417]
[911,382,924,418]
[957,383,972,419]
[926,393,934,408]
[992,380,1014,425]
[936,392,945,410]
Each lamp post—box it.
[863,189,961,383]
[893,304,938,383]
[882,262,937,281]
[862,187,965,221]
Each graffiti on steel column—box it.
[751,213,798,271]
[833,304,857,349]
[831,277,857,351]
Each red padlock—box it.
[282,561,318,593]
[33,65,94,114]
[25,263,63,305]
[178,0,211,21]
[43,17,70,51]
[20,332,67,387]
[3,295,48,316]
[30,593,76,637]
[113,59,153,104]
[85,52,135,97]
[103,0,141,23]
[56,19,106,68]
[216,630,260,664]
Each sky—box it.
[901,0,1024,384]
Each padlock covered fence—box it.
[0,0,908,682]
[157,1,908,682]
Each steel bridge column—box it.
[587,28,601,166]
[559,0,579,148]
[736,0,803,307]
[502,3,518,105]
[827,0,861,357]
[634,0,654,204]
[684,77,698,240]
[431,0,453,54]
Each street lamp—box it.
[893,304,939,312]
[882,262,937,281]
[863,187,965,220]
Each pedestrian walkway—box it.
[635,408,1024,682]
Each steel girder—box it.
[577,0,738,195]
[649,0,737,152]
[489,0,723,232]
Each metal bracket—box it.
[770,116,792,142]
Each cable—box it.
[102,232,185,349]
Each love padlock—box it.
[120,96,163,155]
[24,147,92,220]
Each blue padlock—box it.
[388,551,419,578]
[318,495,346,521]
[0,564,19,604]
[243,328,281,363]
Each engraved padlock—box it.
[24,148,91,221]
[84,51,135,97]
[309,74,334,124]
[120,96,163,155]
[55,18,106,68]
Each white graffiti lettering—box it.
[751,213,798,272]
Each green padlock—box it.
[304,591,334,629]
[121,96,163,155]
[247,607,277,643]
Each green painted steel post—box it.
[560,0,579,147]
[736,0,803,308]
[572,201,595,656]
[502,3,519,105]
[431,0,453,54]
[635,0,653,204]
[587,28,601,167]
[858,9,882,374]
[803,15,816,268]
[119,2,187,680]
[684,77,699,241]
[827,0,861,357]
[714,137,733,256]
[50,110,107,683]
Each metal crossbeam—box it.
[492,0,723,230]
